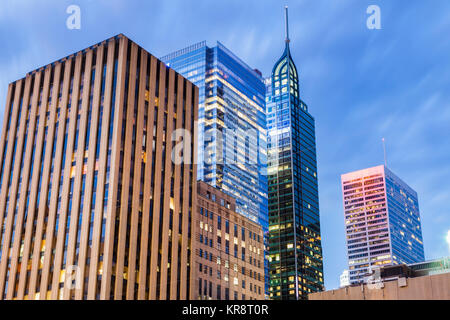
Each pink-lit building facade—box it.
[341,165,425,284]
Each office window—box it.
[217,285,221,300]
[209,281,212,298]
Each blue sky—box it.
[1,0,449,290]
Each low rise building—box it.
[193,181,265,300]
[310,257,450,300]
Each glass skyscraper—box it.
[266,7,324,300]
[161,42,268,234]
[341,165,425,284]
[161,41,269,298]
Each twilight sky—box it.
[1,0,449,290]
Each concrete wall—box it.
[309,272,450,300]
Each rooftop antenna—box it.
[382,138,388,167]
[284,6,290,45]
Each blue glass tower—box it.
[266,7,324,299]
[385,167,425,265]
[161,42,269,297]
[161,41,267,231]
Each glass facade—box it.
[161,42,268,229]
[162,42,269,297]
[385,167,425,265]
[266,32,324,299]
[341,165,425,284]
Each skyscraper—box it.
[0,34,198,300]
[266,7,324,300]
[160,42,268,229]
[341,165,425,284]
[161,41,269,297]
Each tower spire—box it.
[284,6,290,45]
[382,137,388,167]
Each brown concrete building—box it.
[309,272,450,300]
[0,34,198,300]
[193,181,265,300]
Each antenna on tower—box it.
[284,6,290,44]
[382,138,388,167]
